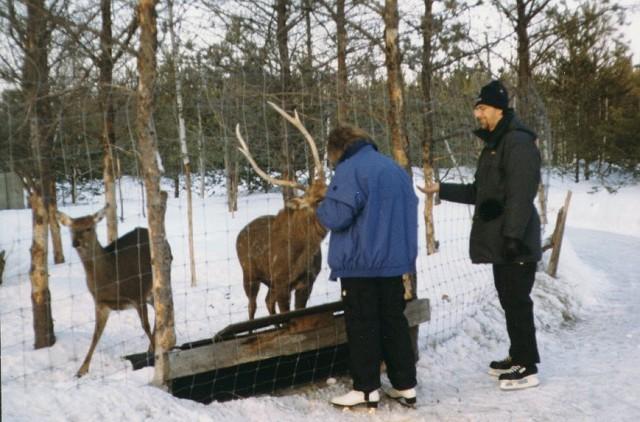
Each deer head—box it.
[57,206,108,251]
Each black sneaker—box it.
[498,365,540,390]
[488,356,514,377]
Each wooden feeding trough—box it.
[125,298,430,403]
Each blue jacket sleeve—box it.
[316,197,358,231]
[316,163,365,232]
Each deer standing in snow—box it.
[57,206,169,377]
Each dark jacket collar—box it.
[338,139,378,164]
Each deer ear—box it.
[92,206,108,223]
[57,211,73,226]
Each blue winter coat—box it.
[316,143,418,281]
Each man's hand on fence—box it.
[417,182,440,195]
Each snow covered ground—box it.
[2,170,639,421]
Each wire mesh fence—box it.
[0,68,551,401]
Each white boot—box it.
[330,389,379,409]
[384,386,417,407]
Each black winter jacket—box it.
[439,110,542,264]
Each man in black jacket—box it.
[423,80,542,390]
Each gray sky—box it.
[619,0,640,64]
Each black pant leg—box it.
[378,276,417,390]
[493,263,540,365]
[341,277,382,392]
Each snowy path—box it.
[393,228,640,422]
[538,228,640,420]
[272,228,640,422]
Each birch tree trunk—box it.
[421,0,437,255]
[29,189,55,348]
[276,0,294,201]
[100,0,119,243]
[136,0,176,387]
[47,178,65,263]
[336,0,348,123]
[383,0,417,360]
[224,134,238,213]
[196,99,206,198]
[383,0,411,174]
[515,0,533,124]
[168,0,196,286]
[28,135,56,349]
[23,0,56,348]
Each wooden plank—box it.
[166,298,429,380]
[214,300,344,340]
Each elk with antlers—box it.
[235,102,327,320]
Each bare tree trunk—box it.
[276,0,294,201]
[136,0,176,387]
[421,0,437,255]
[301,0,318,181]
[168,0,196,286]
[29,189,56,348]
[537,181,548,225]
[71,167,77,204]
[383,0,417,360]
[383,0,411,174]
[48,98,64,264]
[515,0,532,124]
[224,134,238,213]
[100,0,119,243]
[47,178,65,263]
[28,113,56,349]
[336,0,348,123]
[22,0,56,348]
[196,99,206,198]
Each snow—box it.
[2,170,640,421]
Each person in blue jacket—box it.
[316,125,418,409]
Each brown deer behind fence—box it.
[57,206,169,377]
[235,102,328,320]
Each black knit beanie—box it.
[475,80,509,110]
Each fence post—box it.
[547,191,572,278]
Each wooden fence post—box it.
[546,191,572,278]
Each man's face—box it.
[473,104,503,131]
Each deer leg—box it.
[244,278,260,320]
[275,286,291,314]
[265,287,277,315]
[77,303,110,377]
[294,282,311,310]
[135,303,154,353]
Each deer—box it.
[57,206,168,377]
[235,101,328,320]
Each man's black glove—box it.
[503,237,526,262]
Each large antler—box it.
[266,101,325,182]
[235,124,306,192]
